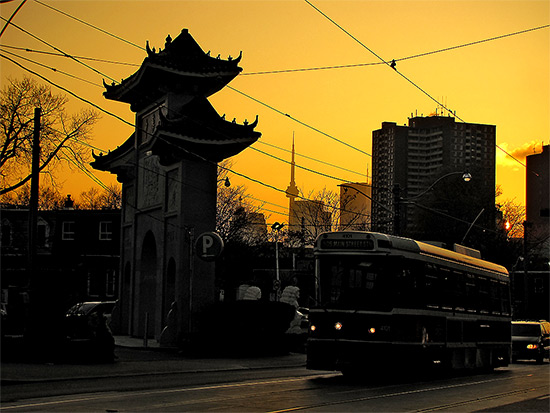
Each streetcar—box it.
[306,231,511,375]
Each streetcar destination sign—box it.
[320,238,375,250]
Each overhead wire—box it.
[1,10,374,163]
[0,0,26,38]
[0,2,370,225]
[1,44,140,67]
[2,2,537,230]
[257,140,367,178]
[0,47,103,87]
[0,16,119,84]
[303,0,540,174]
[7,3,544,172]
[33,0,145,51]
[1,47,371,180]
[227,85,372,157]
[3,60,289,218]
[1,12,372,190]
[0,28,492,230]
[241,24,549,76]
[5,22,547,77]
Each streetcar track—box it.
[1,369,543,412]
[414,387,538,412]
[267,375,537,412]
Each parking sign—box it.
[195,232,224,261]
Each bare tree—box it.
[78,184,121,210]
[0,77,99,195]
[0,184,65,210]
[288,187,370,246]
[288,188,334,246]
[497,198,525,239]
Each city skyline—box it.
[1,0,548,225]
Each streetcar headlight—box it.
[368,327,376,334]
[334,322,343,331]
[527,344,538,349]
[310,325,316,332]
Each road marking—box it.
[0,374,332,410]
[267,375,539,413]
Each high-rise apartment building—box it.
[525,144,549,263]
[371,115,496,244]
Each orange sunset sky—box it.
[1,0,548,224]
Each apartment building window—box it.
[62,221,75,240]
[99,221,113,241]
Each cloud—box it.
[497,140,543,168]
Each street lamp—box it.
[271,222,285,299]
[217,176,231,187]
[400,171,471,202]
[394,171,472,236]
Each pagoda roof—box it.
[91,97,260,170]
[150,97,260,163]
[103,29,243,111]
[90,133,136,180]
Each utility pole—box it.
[28,108,41,277]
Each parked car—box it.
[65,301,117,339]
[511,320,550,364]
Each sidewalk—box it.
[1,336,307,384]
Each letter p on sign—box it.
[195,232,224,262]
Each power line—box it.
[33,0,144,51]
[0,10,528,232]
[257,140,367,178]
[8,1,543,173]
[1,47,345,224]
[4,44,496,233]
[0,44,140,67]
[0,54,292,219]
[0,53,134,127]
[15,2,533,175]
[0,44,488,228]
[0,0,26,38]
[1,47,368,180]
[0,16,119,84]
[304,0,538,174]
[250,145,358,184]
[242,24,549,76]
[227,85,372,157]
[6,22,548,77]
[0,47,103,87]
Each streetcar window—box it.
[464,273,477,312]
[440,268,454,309]
[478,277,490,313]
[453,271,466,311]
[424,264,440,308]
[490,279,501,314]
[319,258,393,311]
[500,281,511,315]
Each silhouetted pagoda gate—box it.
[92,29,260,344]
